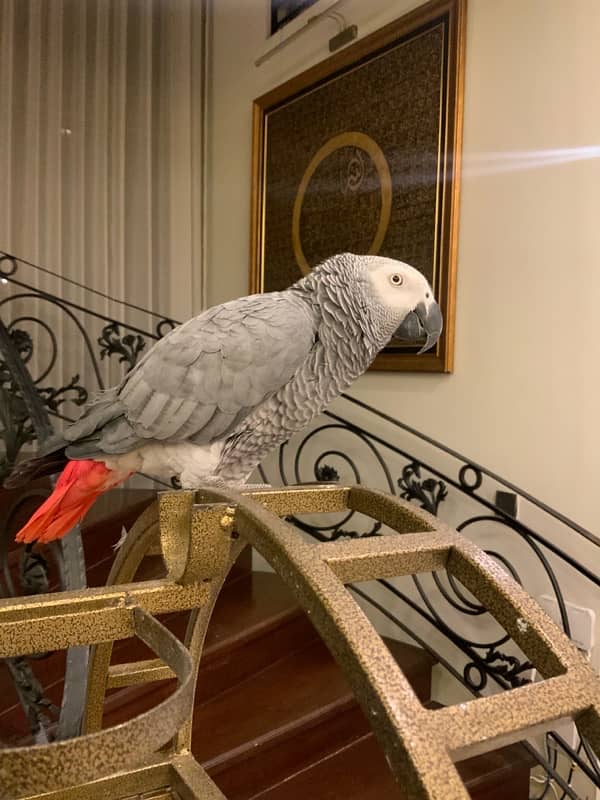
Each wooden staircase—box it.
[0,489,535,797]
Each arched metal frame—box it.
[259,396,600,798]
[0,485,596,800]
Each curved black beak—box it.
[394,301,443,354]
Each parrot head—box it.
[296,253,443,354]
[361,255,443,353]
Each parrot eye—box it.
[389,273,403,286]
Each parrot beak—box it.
[394,301,443,354]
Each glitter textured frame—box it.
[0,485,597,800]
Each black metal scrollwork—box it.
[260,395,599,799]
[20,546,50,595]
[0,252,172,743]
[330,521,382,540]
[315,464,340,482]
[458,463,483,492]
[0,330,39,479]
[98,322,146,371]
[38,376,88,414]
[0,328,88,479]
[156,317,178,339]
[8,656,60,736]
[398,461,448,515]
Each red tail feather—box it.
[14,460,129,544]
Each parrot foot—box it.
[179,477,273,492]
[180,476,229,491]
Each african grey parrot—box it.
[9,253,442,543]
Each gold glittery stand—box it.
[0,486,598,800]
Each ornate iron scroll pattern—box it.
[0,252,177,744]
[258,396,600,799]
[0,317,89,743]
[0,252,178,474]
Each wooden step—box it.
[196,634,434,799]
[80,488,156,587]
[0,488,170,743]
[101,570,316,723]
[0,485,155,592]
[0,505,253,745]
[97,571,436,799]
[248,729,535,800]
[0,487,155,742]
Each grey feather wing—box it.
[80,292,317,455]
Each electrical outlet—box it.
[537,595,596,654]
[547,717,579,751]
[495,490,519,518]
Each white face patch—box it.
[364,256,434,320]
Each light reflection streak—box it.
[462,146,600,177]
[268,145,600,201]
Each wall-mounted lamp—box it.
[255,0,357,67]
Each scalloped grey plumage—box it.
[58,253,440,486]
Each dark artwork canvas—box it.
[264,26,443,291]
[271,1,320,35]
[253,1,465,371]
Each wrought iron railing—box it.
[0,251,176,478]
[0,250,598,798]
[0,251,176,743]
[258,395,600,799]
[4,484,597,800]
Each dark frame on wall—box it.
[252,0,466,373]
[270,0,320,35]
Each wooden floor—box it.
[0,488,535,798]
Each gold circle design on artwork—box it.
[292,132,393,276]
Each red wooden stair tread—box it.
[249,729,534,800]
[194,636,433,766]
[102,570,316,720]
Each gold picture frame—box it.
[251,0,466,372]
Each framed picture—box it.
[270,1,320,35]
[251,0,466,372]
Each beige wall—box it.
[206,0,600,533]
